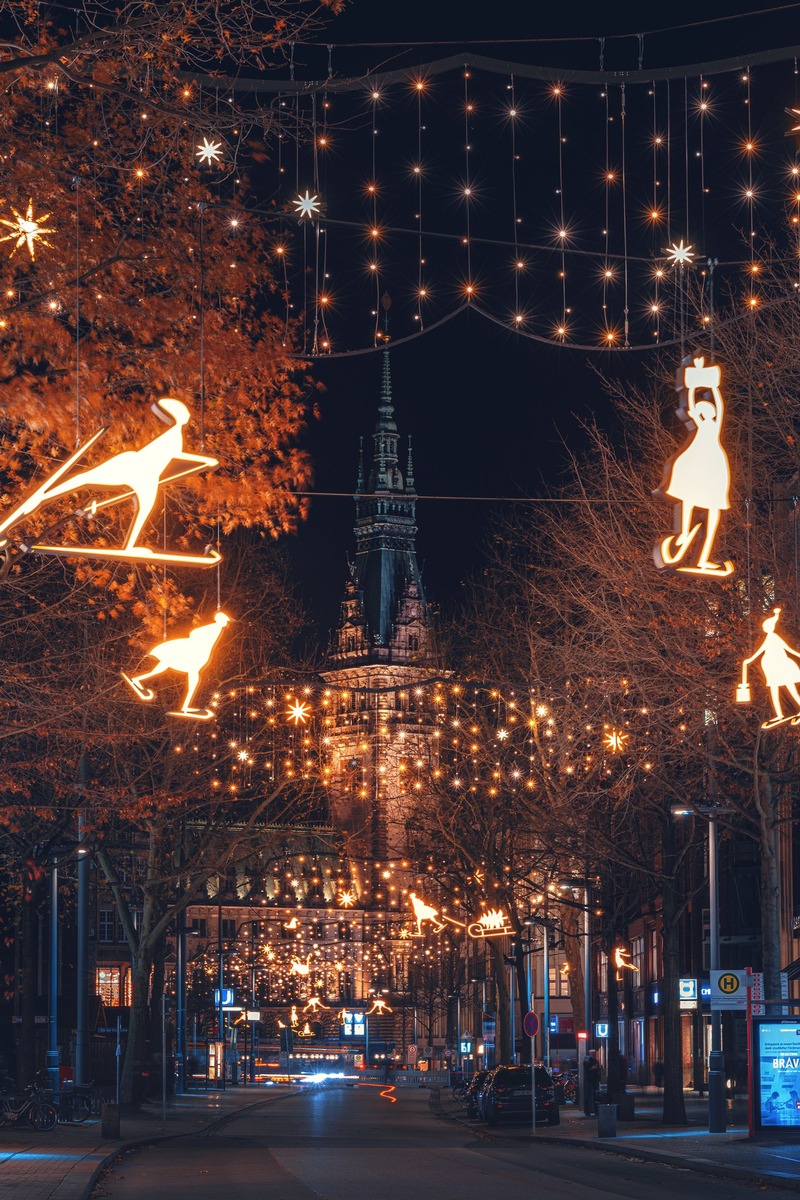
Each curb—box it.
[438,1100,800,1192]
[68,1091,297,1200]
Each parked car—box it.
[482,1064,560,1128]
[462,1069,490,1119]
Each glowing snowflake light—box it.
[196,137,224,165]
[665,240,695,267]
[603,729,629,753]
[293,190,322,220]
[0,200,55,260]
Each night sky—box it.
[284,0,800,646]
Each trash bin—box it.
[101,1102,120,1139]
[597,1103,617,1138]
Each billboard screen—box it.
[756,1019,800,1129]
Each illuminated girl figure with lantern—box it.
[654,356,733,578]
[738,607,800,729]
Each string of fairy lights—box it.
[4,49,800,357]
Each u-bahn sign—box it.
[710,968,750,1010]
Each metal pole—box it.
[76,813,89,1087]
[708,815,726,1132]
[218,900,226,1091]
[543,926,551,1068]
[176,906,186,1093]
[161,994,167,1133]
[509,965,515,1064]
[582,885,592,1115]
[46,858,60,1096]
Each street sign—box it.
[523,1010,539,1038]
[679,978,697,1000]
[710,968,750,1010]
[594,1022,609,1039]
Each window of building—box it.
[311,922,325,940]
[549,964,571,998]
[98,910,115,943]
[96,966,120,1005]
[649,928,660,981]
[338,922,352,941]
[191,918,207,938]
[631,935,645,978]
[599,950,608,995]
[221,918,237,940]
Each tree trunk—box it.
[120,946,154,1105]
[757,770,782,1009]
[660,912,688,1123]
[487,940,510,1063]
[17,878,44,1085]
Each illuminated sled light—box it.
[0,199,55,259]
[0,399,220,568]
[195,137,224,165]
[122,611,230,721]
[653,358,733,578]
[467,908,513,939]
[738,607,800,728]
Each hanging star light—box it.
[337,889,356,908]
[195,137,224,165]
[603,729,629,753]
[286,699,312,725]
[786,107,800,134]
[293,190,322,220]
[0,199,55,260]
[665,240,695,267]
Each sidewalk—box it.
[440,1086,800,1190]
[0,1084,286,1200]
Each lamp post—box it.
[671,803,731,1133]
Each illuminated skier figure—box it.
[0,398,220,567]
[122,611,229,720]
[654,357,733,578]
[738,607,800,729]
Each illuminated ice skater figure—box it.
[654,357,733,578]
[409,893,446,936]
[0,398,220,567]
[738,607,800,729]
[122,611,229,720]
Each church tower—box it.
[323,350,434,865]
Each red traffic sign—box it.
[522,1010,539,1038]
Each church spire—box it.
[328,348,427,666]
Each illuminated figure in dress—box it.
[0,399,219,567]
[654,357,732,578]
[738,607,800,728]
[122,611,229,720]
[614,947,639,977]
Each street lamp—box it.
[671,802,731,1133]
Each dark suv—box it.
[482,1064,560,1127]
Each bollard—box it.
[597,1103,618,1138]
[101,1102,120,1139]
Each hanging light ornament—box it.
[653,357,733,578]
[122,610,230,720]
[293,190,322,220]
[737,607,800,728]
[195,137,224,166]
[0,199,55,259]
[0,399,221,568]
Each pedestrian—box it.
[584,1049,602,1116]
[653,1059,664,1088]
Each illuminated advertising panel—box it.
[755,1018,800,1129]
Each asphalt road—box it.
[91,1084,797,1200]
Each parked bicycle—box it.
[59,1081,96,1123]
[0,1083,57,1131]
